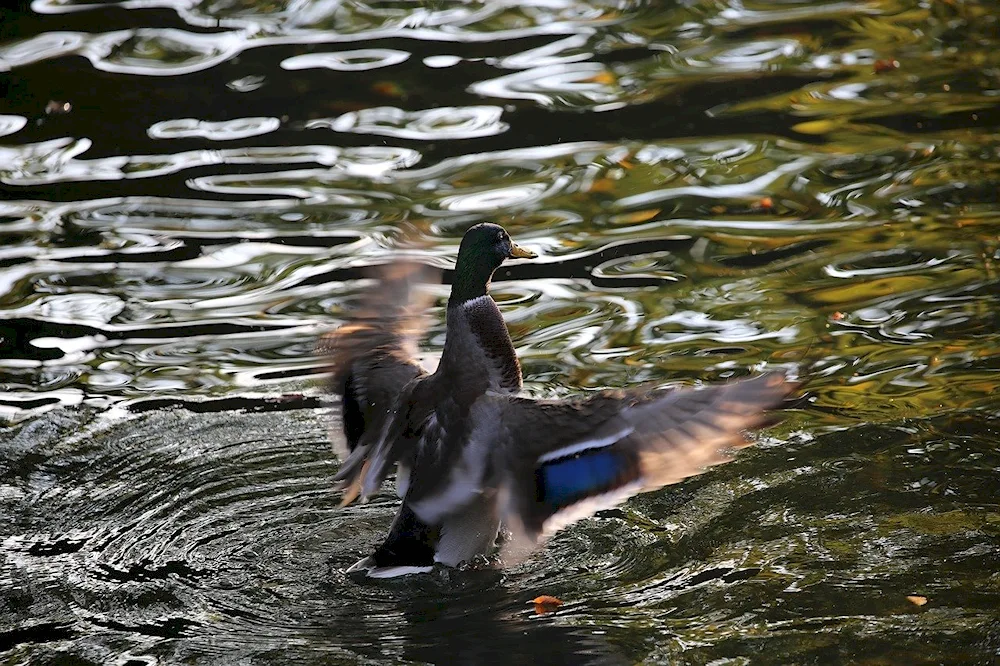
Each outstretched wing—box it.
[318,261,440,504]
[493,373,794,559]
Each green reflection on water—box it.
[0,0,999,663]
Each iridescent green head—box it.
[450,223,537,305]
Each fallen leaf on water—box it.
[906,595,928,606]
[874,59,900,74]
[530,595,563,614]
[45,100,71,115]
[791,119,841,135]
[589,177,616,193]
[611,208,661,225]
[582,71,616,86]
[372,81,406,98]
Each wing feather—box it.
[319,262,440,503]
[494,373,794,560]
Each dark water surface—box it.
[2,0,999,663]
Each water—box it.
[1,0,999,663]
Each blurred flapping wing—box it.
[494,373,794,559]
[318,261,441,505]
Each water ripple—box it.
[471,62,622,109]
[148,117,282,141]
[0,115,27,138]
[0,30,84,68]
[89,29,245,76]
[0,143,360,186]
[311,105,508,140]
[3,0,1000,662]
[281,49,410,72]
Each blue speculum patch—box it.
[538,449,625,508]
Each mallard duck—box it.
[320,223,792,577]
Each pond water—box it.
[1,0,999,663]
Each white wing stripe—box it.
[540,480,644,537]
[536,424,634,463]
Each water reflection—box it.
[2,0,1000,662]
[0,115,28,137]
[471,62,624,109]
[311,104,508,140]
[148,117,281,140]
[281,49,410,72]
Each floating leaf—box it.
[907,595,928,606]
[589,177,616,193]
[45,100,71,115]
[611,208,661,225]
[874,59,900,74]
[530,595,563,614]
[372,81,406,98]
[791,119,841,135]
[583,71,616,86]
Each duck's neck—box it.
[439,263,522,393]
[440,296,523,393]
[448,251,499,306]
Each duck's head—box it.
[450,223,537,304]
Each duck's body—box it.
[322,223,792,577]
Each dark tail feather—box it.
[371,503,440,568]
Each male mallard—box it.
[321,223,792,577]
